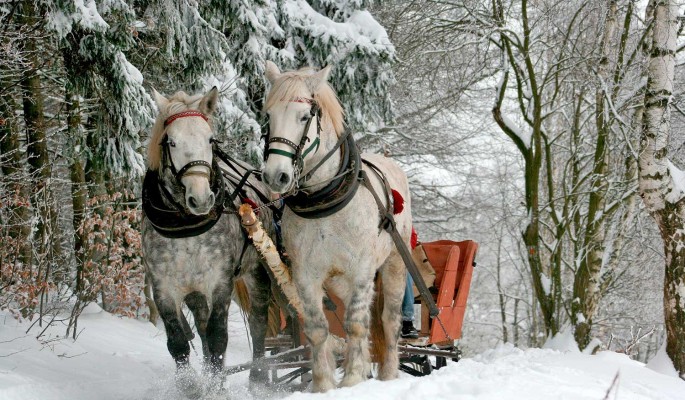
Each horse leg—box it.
[185,291,210,360]
[377,253,405,380]
[154,291,191,365]
[340,276,375,387]
[154,289,203,398]
[247,264,271,384]
[296,277,335,392]
[205,281,232,374]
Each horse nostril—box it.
[277,172,290,186]
[188,196,198,209]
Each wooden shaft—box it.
[238,204,305,317]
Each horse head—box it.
[261,61,344,194]
[148,87,219,215]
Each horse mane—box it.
[147,91,206,171]
[264,68,345,137]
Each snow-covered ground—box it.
[1,304,683,400]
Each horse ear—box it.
[305,65,332,93]
[265,60,281,83]
[199,86,219,115]
[151,88,168,111]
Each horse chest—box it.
[142,220,238,295]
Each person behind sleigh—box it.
[401,227,420,339]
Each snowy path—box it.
[1,306,683,400]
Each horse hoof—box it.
[249,367,269,384]
[175,366,204,399]
[312,379,336,393]
[340,374,365,388]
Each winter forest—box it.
[1,0,685,399]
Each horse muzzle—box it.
[262,167,293,194]
[183,177,215,215]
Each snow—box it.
[74,0,109,31]
[666,160,685,203]
[47,10,73,39]
[647,341,679,378]
[543,329,579,353]
[285,0,394,55]
[540,273,551,296]
[501,113,531,149]
[2,309,684,400]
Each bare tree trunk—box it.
[66,89,88,294]
[639,0,685,379]
[492,0,559,338]
[0,82,31,265]
[496,231,508,343]
[572,0,618,350]
[19,0,61,282]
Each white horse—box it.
[261,61,412,391]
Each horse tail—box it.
[233,277,251,315]
[266,299,282,337]
[369,272,387,364]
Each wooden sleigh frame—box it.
[398,239,478,376]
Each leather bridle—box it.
[160,110,215,185]
[263,97,321,182]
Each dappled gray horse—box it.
[141,87,272,396]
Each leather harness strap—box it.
[284,131,361,219]
[359,159,440,318]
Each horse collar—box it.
[284,132,361,219]
[142,159,227,239]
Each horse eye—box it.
[300,115,310,123]
[168,140,176,147]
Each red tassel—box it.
[391,189,404,215]
[411,227,418,249]
[241,197,260,214]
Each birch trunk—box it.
[639,0,685,379]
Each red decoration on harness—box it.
[164,110,209,127]
[241,197,260,214]
[391,189,404,215]
[411,227,418,249]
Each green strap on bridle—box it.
[301,136,320,159]
[267,148,296,159]
[266,136,319,160]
